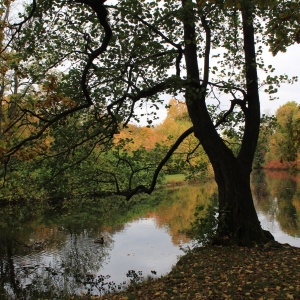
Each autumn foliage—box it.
[263,101,300,170]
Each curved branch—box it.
[107,78,176,127]
[209,81,247,98]
[6,102,91,157]
[74,0,113,105]
[214,99,246,128]
[12,0,37,27]
[109,5,183,77]
[1,0,37,54]
[135,16,183,76]
[186,141,201,164]
[116,155,157,191]
[122,126,195,199]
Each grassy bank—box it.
[165,174,186,183]
[95,243,300,300]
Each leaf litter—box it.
[86,243,300,299]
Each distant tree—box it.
[269,101,300,164]
[155,99,210,177]
[1,0,299,245]
[253,114,277,169]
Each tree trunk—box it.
[212,156,274,246]
[191,113,274,246]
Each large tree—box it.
[0,0,299,245]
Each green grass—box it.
[165,174,186,183]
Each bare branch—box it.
[121,126,195,199]
[214,99,246,128]
[186,141,201,164]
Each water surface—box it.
[0,171,299,299]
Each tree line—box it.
[119,99,300,174]
[1,96,298,203]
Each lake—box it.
[0,170,299,299]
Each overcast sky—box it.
[260,44,299,115]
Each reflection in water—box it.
[1,230,112,299]
[0,171,299,298]
[98,218,188,285]
[252,170,300,246]
[0,187,209,299]
[0,218,190,299]
[153,183,216,245]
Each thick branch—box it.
[201,16,211,87]
[74,0,112,105]
[238,2,260,169]
[182,0,201,84]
